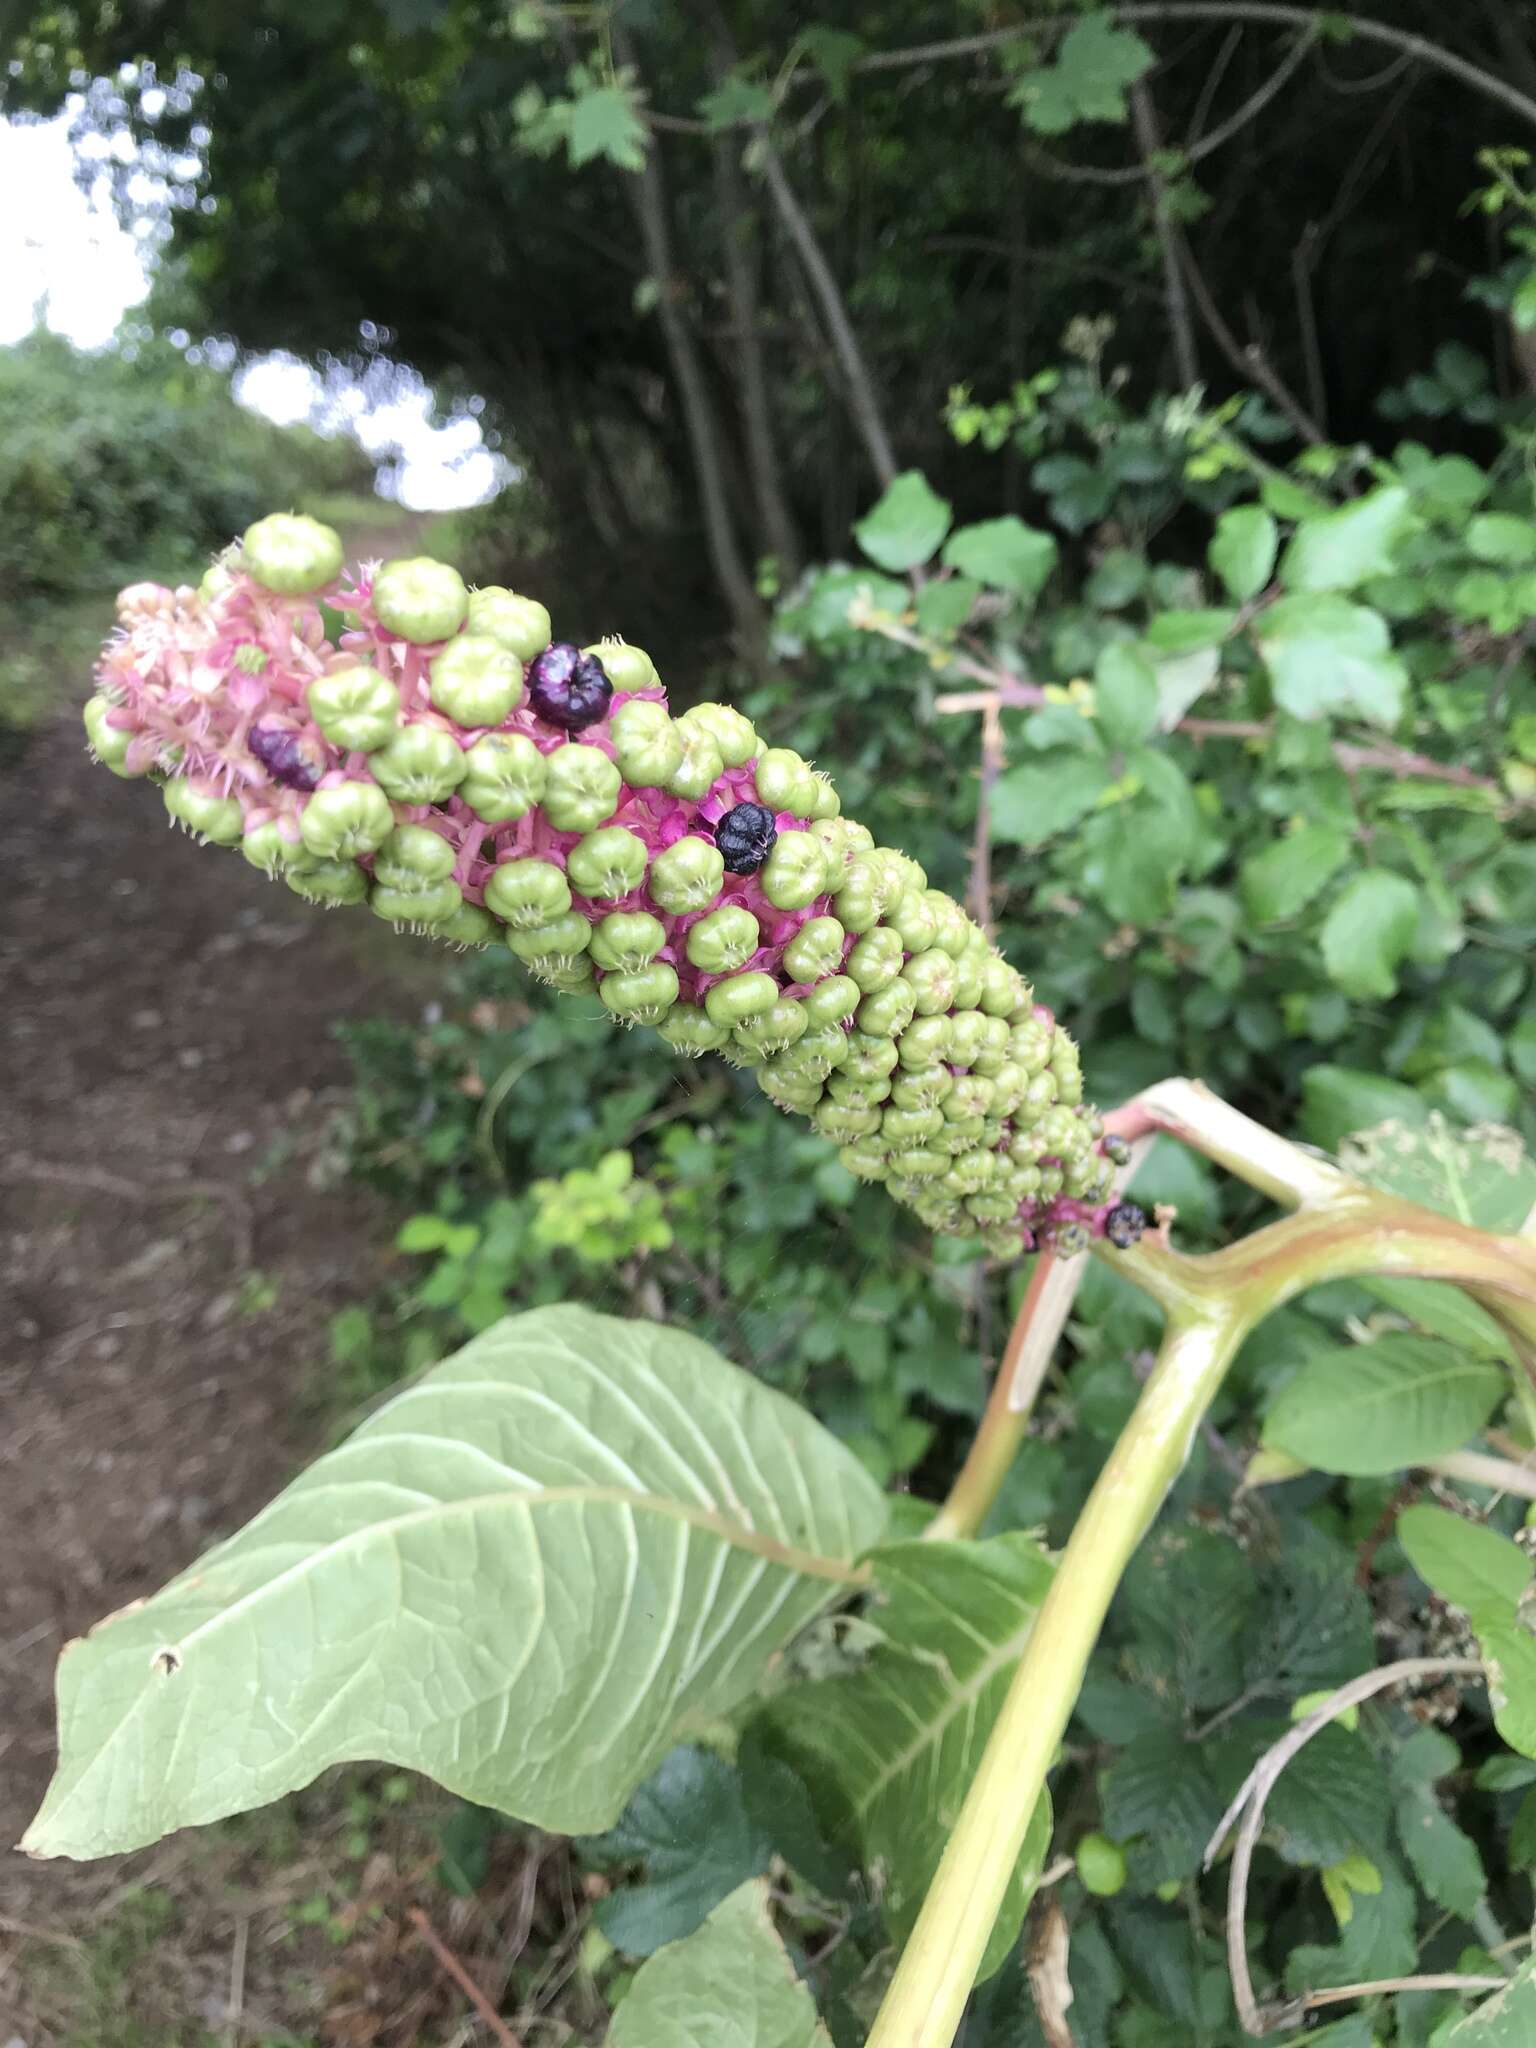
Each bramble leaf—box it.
[1319,870,1420,998]
[1337,1114,1536,1233]
[1239,823,1351,925]
[1280,485,1412,593]
[1257,595,1409,724]
[607,1879,832,2047]
[1010,12,1155,134]
[942,515,1058,600]
[1209,504,1278,602]
[854,471,953,572]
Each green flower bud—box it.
[881,1105,944,1147]
[542,743,623,832]
[839,1142,889,1180]
[373,823,457,890]
[647,834,725,914]
[898,1015,953,1069]
[814,1103,882,1142]
[948,1010,986,1069]
[760,829,830,911]
[600,962,680,1023]
[827,1072,891,1109]
[372,556,469,643]
[83,694,135,772]
[241,821,304,874]
[890,1065,953,1111]
[686,904,760,974]
[163,777,244,845]
[782,916,846,985]
[565,826,649,900]
[887,890,938,953]
[845,926,904,994]
[241,512,343,596]
[609,698,683,787]
[800,974,860,1028]
[507,912,593,964]
[286,856,367,905]
[436,904,498,947]
[308,664,401,752]
[589,910,666,973]
[467,586,552,661]
[754,746,816,816]
[981,955,1029,1019]
[856,979,919,1038]
[806,770,841,821]
[459,731,548,822]
[841,1032,900,1081]
[734,998,809,1057]
[666,722,726,800]
[371,877,462,926]
[370,724,467,804]
[582,638,659,692]
[428,633,525,727]
[680,701,756,768]
[485,856,573,928]
[901,948,958,1017]
[926,891,971,957]
[703,970,779,1026]
[299,780,394,859]
[657,1004,730,1057]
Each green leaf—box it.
[1299,1065,1430,1152]
[1144,608,1235,654]
[802,566,910,637]
[1338,1114,1536,1233]
[1012,11,1155,134]
[567,83,650,172]
[1148,642,1220,727]
[760,1536,1054,1979]
[1364,1277,1514,1360]
[1261,1335,1506,1476]
[941,515,1058,601]
[1467,513,1536,566]
[1239,824,1351,925]
[1100,1728,1226,1883]
[1209,504,1278,602]
[607,1879,831,2048]
[991,749,1111,848]
[1260,1723,1391,1868]
[697,76,774,131]
[854,471,952,573]
[1319,870,1420,999]
[1397,1506,1533,1615]
[1395,1775,1486,1919]
[23,1306,886,1861]
[801,27,865,103]
[1443,1956,1536,2042]
[915,575,979,636]
[1471,1611,1536,1762]
[1094,642,1159,748]
[1280,485,1412,592]
[1257,595,1409,725]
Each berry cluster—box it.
[83,514,1134,1257]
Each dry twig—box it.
[408,1906,525,2048]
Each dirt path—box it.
[0,588,445,2004]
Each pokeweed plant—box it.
[23,508,1536,2047]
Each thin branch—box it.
[970,695,1005,930]
[1428,1448,1536,1503]
[1131,81,1199,386]
[408,1908,525,2048]
[1175,231,1323,440]
[1187,23,1244,141]
[1203,1658,1485,2036]
[758,143,898,486]
[851,5,1536,137]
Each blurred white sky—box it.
[0,111,506,510]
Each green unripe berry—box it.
[833,879,881,935]
[846,927,905,995]
[371,878,462,926]
[806,770,841,821]
[436,904,497,947]
[372,556,469,643]
[758,1070,825,1114]
[241,821,303,874]
[947,1075,996,1121]
[460,732,548,823]
[373,823,457,890]
[589,911,666,973]
[949,1150,1000,1193]
[507,912,592,965]
[1021,1072,1058,1118]
[927,892,971,957]
[813,1103,882,1142]
[609,699,682,787]
[600,962,680,1023]
[241,512,343,596]
[981,956,1028,1018]
[299,780,394,860]
[1076,1834,1128,1899]
[485,856,573,929]
[890,1065,953,1111]
[370,723,467,804]
[566,826,648,900]
[839,1143,888,1180]
[953,946,988,1011]
[308,665,401,752]
[898,1015,952,1069]
[761,830,830,911]
[703,971,779,1026]
[657,1005,730,1057]
[856,979,919,1038]
[881,1106,944,1147]
[680,702,756,768]
[647,835,724,914]
[734,998,808,1056]
[467,586,551,661]
[782,916,846,985]
[542,743,623,832]
[773,1027,850,1083]
[811,817,874,883]
[990,1062,1027,1118]
[940,1116,986,1153]
[83,695,135,771]
[687,904,761,974]
[891,1147,947,1181]
[1012,1017,1053,1074]
[583,638,658,691]
[163,777,244,846]
[428,633,524,727]
[286,856,367,905]
[801,974,860,1028]
[827,1072,892,1110]
[948,1010,987,1069]
[902,949,958,1017]
[666,722,725,800]
[887,890,938,952]
[754,746,816,816]
[971,1016,1011,1077]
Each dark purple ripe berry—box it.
[248,722,322,791]
[715,801,778,875]
[526,642,613,731]
[1104,1201,1148,1250]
